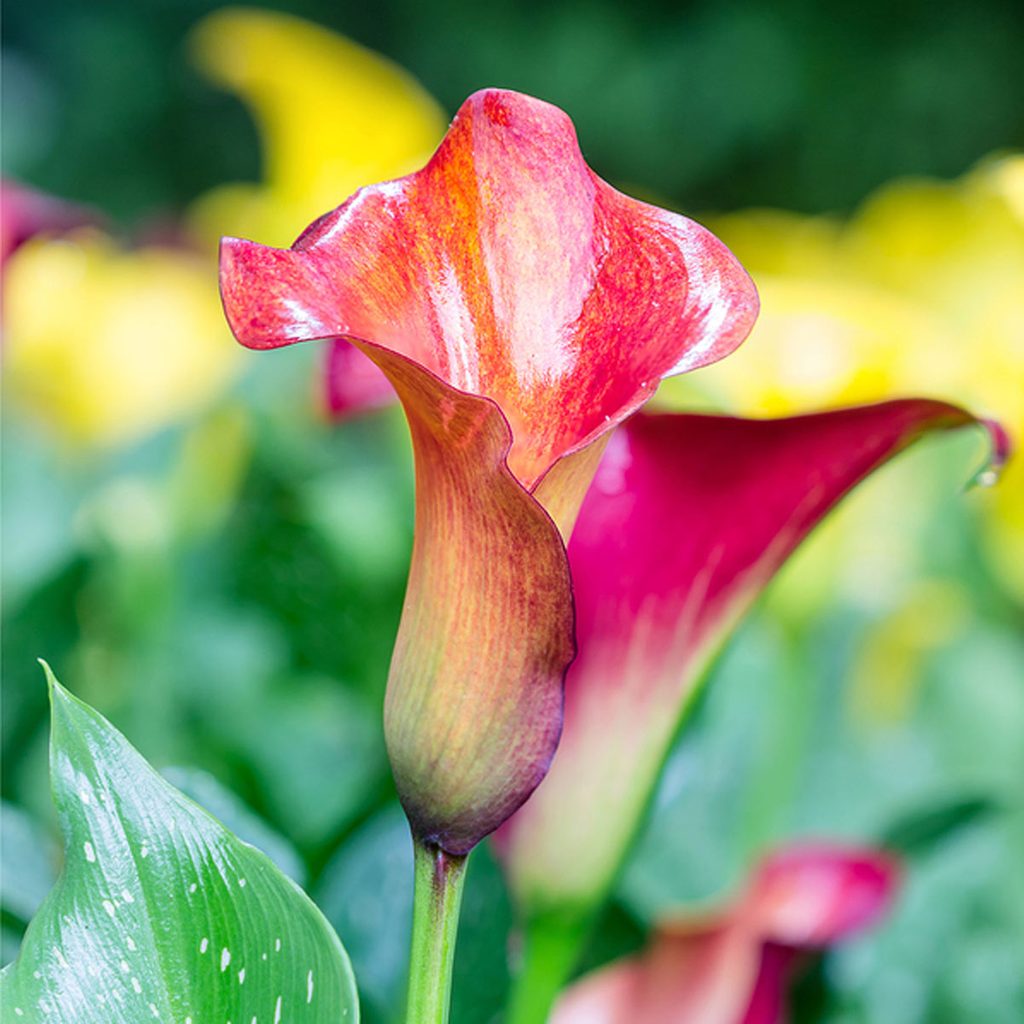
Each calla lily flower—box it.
[495,402,1006,932]
[219,88,759,853]
[552,844,899,1024]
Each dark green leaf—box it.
[879,794,998,857]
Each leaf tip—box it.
[39,660,83,735]
[38,657,60,697]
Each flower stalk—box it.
[405,839,468,1024]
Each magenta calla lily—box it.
[325,337,398,418]
[218,88,758,853]
[496,402,1008,916]
[553,844,899,1024]
[0,180,94,267]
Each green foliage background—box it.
[5,0,1024,220]
[3,1,1023,1022]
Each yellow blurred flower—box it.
[660,154,1024,600]
[3,229,239,449]
[4,11,447,451]
[187,7,448,249]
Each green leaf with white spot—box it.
[0,664,359,1024]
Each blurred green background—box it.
[5,0,1024,219]
[2,1,1023,1022]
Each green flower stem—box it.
[405,838,469,1024]
[506,911,593,1024]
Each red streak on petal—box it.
[219,89,758,490]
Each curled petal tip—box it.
[968,417,1013,489]
[219,235,339,350]
[552,841,899,1024]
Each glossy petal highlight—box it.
[553,845,898,1024]
[497,401,1007,913]
[220,88,758,489]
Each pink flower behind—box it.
[1,181,94,268]
[553,844,899,1024]
[497,402,1007,911]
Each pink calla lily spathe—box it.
[325,337,401,418]
[553,844,899,1024]
[219,88,759,854]
[1,181,94,268]
[495,402,1007,918]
